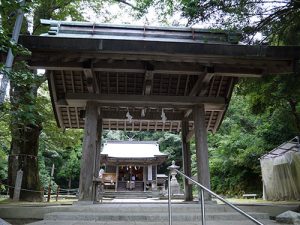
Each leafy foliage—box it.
[36,85,83,188]
[208,87,299,196]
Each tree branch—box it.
[32,0,73,35]
[114,0,144,12]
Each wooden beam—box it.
[61,70,66,93]
[199,67,215,95]
[28,58,284,76]
[100,110,184,121]
[208,76,215,96]
[213,112,223,133]
[75,107,80,128]
[207,111,214,130]
[83,68,93,93]
[216,76,224,96]
[188,72,210,96]
[193,104,211,200]
[93,117,102,201]
[177,121,181,132]
[185,70,214,118]
[67,107,72,128]
[184,75,190,96]
[79,101,99,201]
[188,76,203,96]
[184,109,192,118]
[182,120,193,201]
[83,68,100,93]
[48,71,65,129]
[30,60,206,75]
[226,77,237,99]
[71,71,75,93]
[21,35,300,66]
[65,93,226,108]
[143,70,153,95]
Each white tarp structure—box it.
[260,137,300,201]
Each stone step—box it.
[63,204,238,213]
[102,191,152,199]
[43,211,269,221]
[27,219,282,225]
[104,191,151,194]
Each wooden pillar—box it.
[79,101,99,202]
[115,165,119,192]
[92,117,102,202]
[143,166,146,191]
[181,120,193,201]
[95,117,102,177]
[193,104,211,200]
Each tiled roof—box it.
[261,137,300,159]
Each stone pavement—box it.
[1,200,297,225]
[28,220,286,225]
[25,202,285,225]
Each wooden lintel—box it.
[28,59,293,77]
[101,110,184,121]
[64,93,226,108]
[31,60,206,75]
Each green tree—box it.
[57,146,82,189]
[0,103,10,182]
[1,0,86,200]
[238,75,300,134]
[37,84,83,189]
[175,0,300,44]
[1,0,158,201]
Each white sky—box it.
[81,2,189,27]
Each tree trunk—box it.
[8,76,43,202]
[68,177,72,195]
[8,124,42,201]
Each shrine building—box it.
[100,141,167,192]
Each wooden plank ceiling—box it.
[18,20,299,133]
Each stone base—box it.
[170,179,181,195]
[276,210,300,224]
[73,201,95,205]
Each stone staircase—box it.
[102,191,153,199]
[27,203,282,225]
[116,181,144,192]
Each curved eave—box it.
[13,32,300,134]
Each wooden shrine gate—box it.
[19,19,300,202]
